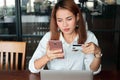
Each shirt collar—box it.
[59,32,79,44]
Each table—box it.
[95,70,119,80]
[0,70,40,80]
[0,70,119,80]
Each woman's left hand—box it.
[81,42,101,55]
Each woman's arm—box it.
[34,54,50,70]
[34,44,64,70]
[90,52,102,71]
[82,42,102,71]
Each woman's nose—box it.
[63,21,67,27]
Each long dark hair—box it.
[50,0,87,44]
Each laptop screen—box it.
[40,70,93,80]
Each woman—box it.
[29,0,102,74]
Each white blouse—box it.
[28,30,101,74]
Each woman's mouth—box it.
[63,28,70,32]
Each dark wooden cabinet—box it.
[86,4,120,70]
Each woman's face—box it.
[56,8,77,35]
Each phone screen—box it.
[49,40,64,59]
[49,40,63,52]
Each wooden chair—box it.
[0,41,26,71]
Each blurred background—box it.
[0,0,120,71]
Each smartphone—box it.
[49,40,64,59]
[49,40,63,51]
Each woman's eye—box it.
[57,19,62,22]
[67,18,72,21]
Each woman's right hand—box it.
[45,44,64,61]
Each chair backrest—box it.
[0,41,26,71]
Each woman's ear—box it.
[77,13,79,22]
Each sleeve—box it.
[85,30,98,45]
[84,31,101,75]
[28,32,50,73]
[84,54,101,75]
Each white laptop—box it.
[40,70,93,80]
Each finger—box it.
[46,42,50,50]
[54,53,64,58]
[82,47,94,54]
[52,49,63,54]
[82,43,94,50]
[82,46,91,51]
[49,53,64,60]
[82,43,91,48]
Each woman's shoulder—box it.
[86,30,95,37]
[42,31,51,38]
[40,31,51,41]
[87,30,96,40]
[44,31,51,36]
[86,30,98,43]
